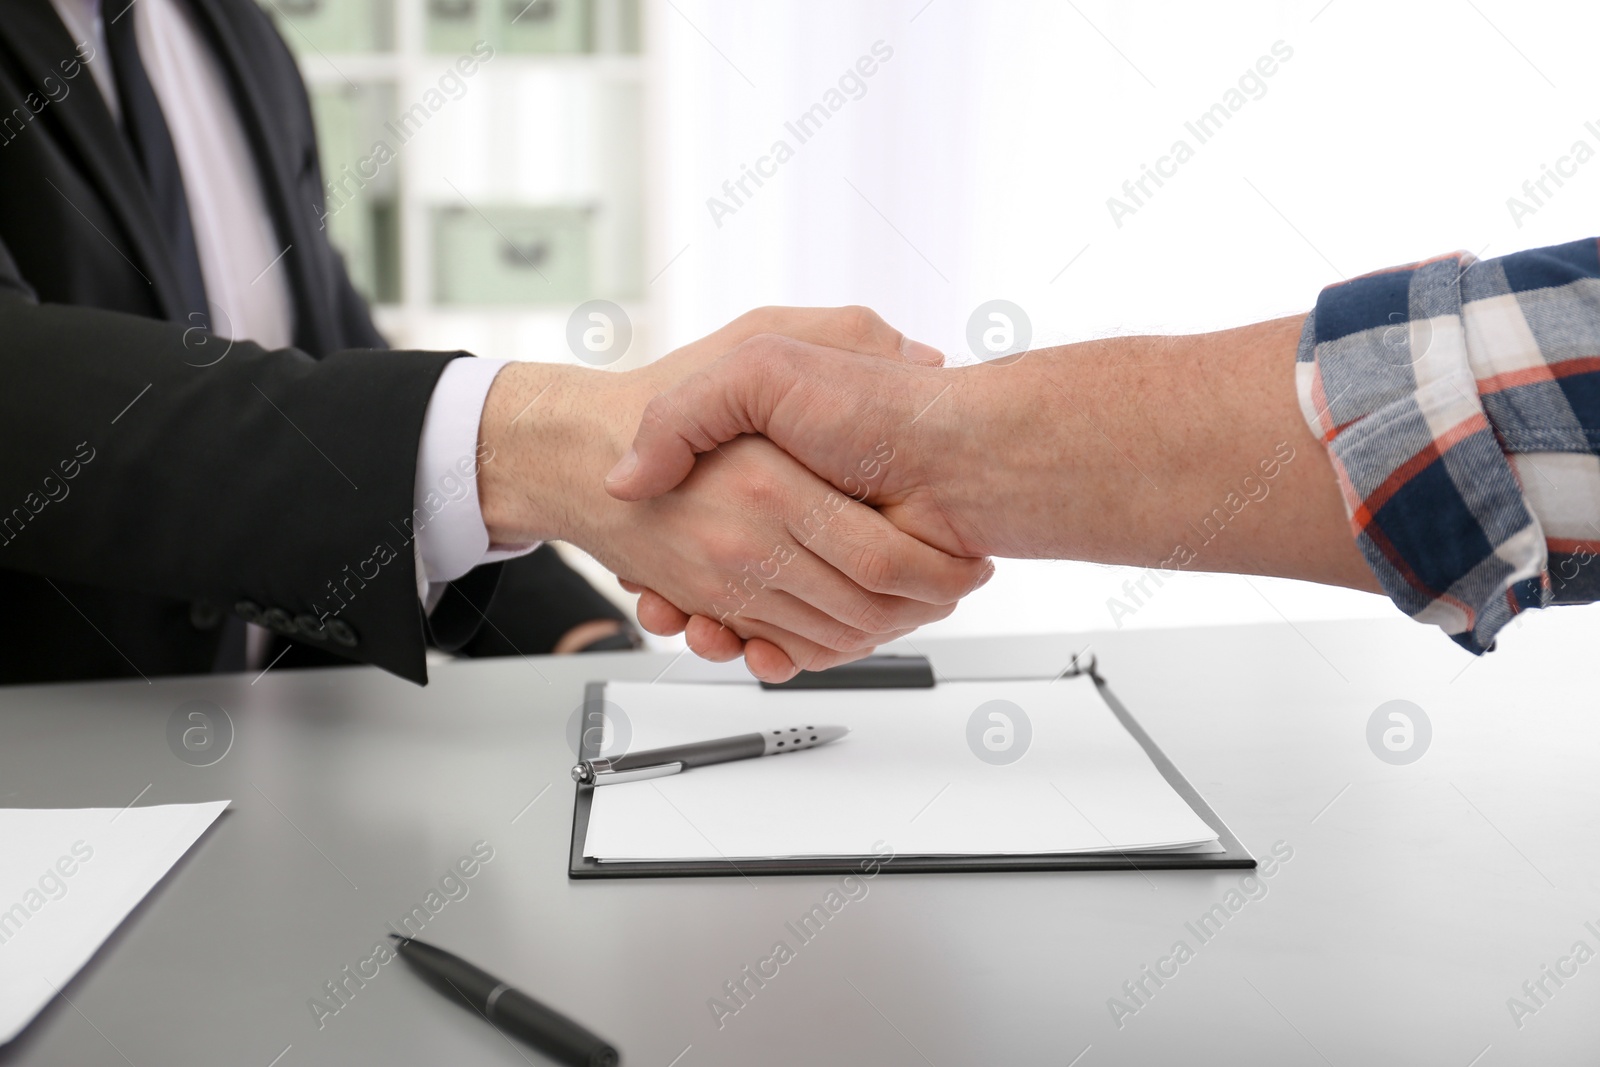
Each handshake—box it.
[476,304,1373,682]
[475,307,993,682]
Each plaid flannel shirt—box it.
[1296,237,1600,653]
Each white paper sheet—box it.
[0,801,229,1043]
[583,680,1216,861]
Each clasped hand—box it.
[476,307,990,682]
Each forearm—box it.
[614,239,1600,661]
[919,316,1378,589]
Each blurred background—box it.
[263,0,1600,654]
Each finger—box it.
[683,615,745,661]
[766,543,961,640]
[741,638,798,683]
[634,589,691,636]
[741,585,925,653]
[681,615,883,676]
[685,616,801,680]
[797,494,994,606]
[707,608,890,677]
[617,577,645,594]
[606,338,808,501]
[744,634,877,680]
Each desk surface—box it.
[2,614,1598,1066]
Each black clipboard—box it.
[568,658,1255,878]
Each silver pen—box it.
[572,725,849,786]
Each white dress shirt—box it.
[49,0,529,638]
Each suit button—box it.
[293,613,328,641]
[326,618,358,647]
[189,601,223,631]
[235,600,265,625]
[262,608,297,635]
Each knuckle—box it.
[840,592,897,635]
[636,395,675,436]
[837,304,889,345]
[718,615,756,640]
[738,332,797,366]
[739,470,786,514]
[702,613,741,645]
[849,538,903,594]
[792,643,845,673]
[704,531,753,571]
[693,613,745,648]
[750,466,786,502]
[820,618,876,652]
[731,333,811,392]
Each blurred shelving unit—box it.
[261,0,653,368]
[261,0,660,630]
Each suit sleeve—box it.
[0,248,463,684]
[311,217,514,661]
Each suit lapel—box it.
[0,0,191,320]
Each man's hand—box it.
[605,335,984,551]
[475,307,988,682]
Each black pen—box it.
[390,935,619,1067]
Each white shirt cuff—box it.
[412,357,539,606]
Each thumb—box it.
[605,341,798,501]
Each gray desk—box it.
[3,617,1598,1066]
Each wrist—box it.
[916,361,1064,559]
[926,347,1152,561]
[477,362,645,546]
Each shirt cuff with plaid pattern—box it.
[1295,237,1600,653]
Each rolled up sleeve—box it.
[1295,237,1600,653]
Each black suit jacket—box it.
[0,0,504,685]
